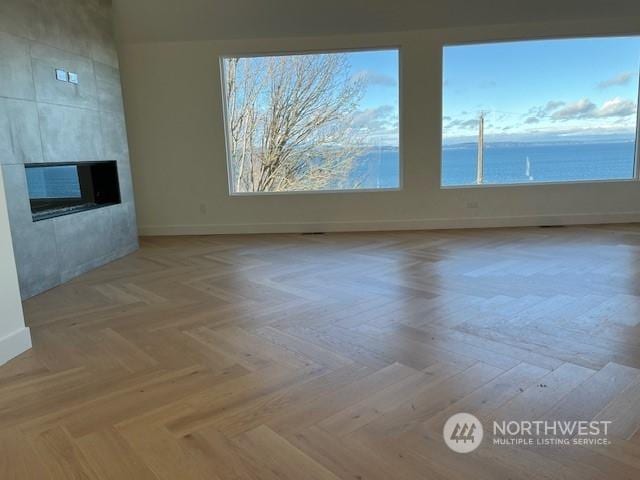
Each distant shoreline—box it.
[443,138,636,149]
[358,138,637,151]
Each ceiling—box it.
[113,0,640,44]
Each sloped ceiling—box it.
[113,0,640,43]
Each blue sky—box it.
[345,49,399,146]
[229,39,639,147]
[347,49,399,109]
[443,36,640,144]
[226,49,400,146]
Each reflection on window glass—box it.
[26,165,81,199]
[442,37,640,186]
[221,49,400,193]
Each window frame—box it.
[218,46,403,196]
[440,34,640,190]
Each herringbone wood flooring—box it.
[3,225,640,479]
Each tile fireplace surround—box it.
[0,0,138,299]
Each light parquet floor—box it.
[3,225,640,479]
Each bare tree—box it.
[223,53,367,192]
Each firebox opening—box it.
[25,161,121,221]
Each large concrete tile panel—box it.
[86,0,119,68]
[116,161,135,206]
[0,0,92,58]
[0,98,44,165]
[1,164,61,298]
[0,31,35,100]
[0,1,115,63]
[2,164,32,225]
[101,110,129,161]
[0,1,44,45]
[110,202,139,253]
[31,43,98,109]
[95,62,124,114]
[53,205,114,282]
[34,0,93,58]
[39,104,104,162]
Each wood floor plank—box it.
[117,424,223,480]
[211,363,373,437]
[165,363,326,436]
[182,427,264,480]
[543,362,640,422]
[420,362,551,437]
[318,362,460,437]
[75,428,159,480]
[287,425,413,480]
[2,226,640,478]
[28,426,97,480]
[491,362,596,421]
[0,427,52,480]
[266,362,418,434]
[64,365,248,438]
[358,362,504,439]
[594,377,640,440]
[233,425,342,480]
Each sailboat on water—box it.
[525,156,533,181]
[476,113,484,184]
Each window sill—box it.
[229,186,402,196]
[440,177,638,190]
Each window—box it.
[221,49,400,193]
[442,36,640,187]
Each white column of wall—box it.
[0,167,31,365]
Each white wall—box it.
[119,17,640,235]
[0,168,30,365]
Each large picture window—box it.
[221,49,400,193]
[442,36,640,186]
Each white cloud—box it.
[598,72,633,89]
[352,70,396,87]
[525,100,565,120]
[351,105,398,144]
[550,97,636,121]
[352,105,395,128]
[595,97,637,117]
[543,100,565,114]
[445,118,479,130]
[551,98,596,120]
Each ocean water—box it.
[442,141,636,186]
[352,147,401,188]
[352,141,636,188]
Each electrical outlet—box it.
[55,68,68,82]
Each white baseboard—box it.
[0,327,31,366]
[138,212,640,236]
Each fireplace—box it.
[25,161,121,221]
